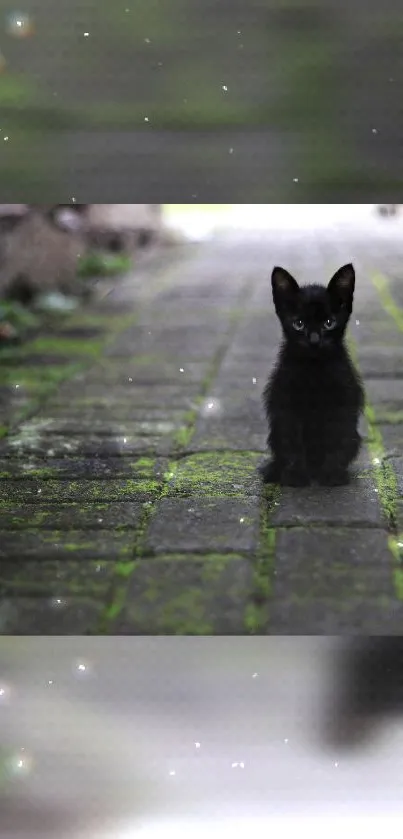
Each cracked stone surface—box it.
[0,231,403,634]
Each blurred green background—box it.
[0,0,402,199]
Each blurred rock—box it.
[0,205,90,304]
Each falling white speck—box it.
[372,128,378,134]
[144,117,149,122]
[4,136,9,141]
[355,319,360,326]
[398,542,403,549]
[123,438,127,444]
[83,32,89,37]
[232,762,245,769]
[98,518,104,524]
[252,377,257,384]
[129,377,133,382]
[252,672,259,679]
[373,458,381,465]
[169,770,176,777]
[293,177,299,183]
[195,742,201,749]
[222,85,228,92]
[334,762,339,768]
[229,147,234,154]
[145,37,151,43]
[179,368,184,373]
[284,739,289,744]
[15,384,20,388]
[240,518,245,524]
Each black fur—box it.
[261,264,365,487]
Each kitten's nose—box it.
[310,332,320,345]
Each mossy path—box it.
[0,234,402,634]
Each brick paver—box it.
[0,232,402,634]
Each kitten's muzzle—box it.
[309,332,320,346]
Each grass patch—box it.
[78,251,133,278]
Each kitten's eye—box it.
[324,317,336,330]
[292,318,305,332]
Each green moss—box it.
[372,410,403,425]
[372,274,403,332]
[78,251,132,278]
[134,457,156,471]
[168,452,262,497]
[0,362,83,388]
[25,337,105,358]
[172,424,195,449]
[365,404,399,530]
[390,537,403,599]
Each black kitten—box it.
[261,264,365,487]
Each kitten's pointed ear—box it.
[271,267,300,299]
[328,264,356,307]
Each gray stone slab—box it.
[0,502,144,531]
[190,418,266,452]
[40,406,187,423]
[357,348,403,378]
[1,479,160,504]
[9,417,187,437]
[0,432,174,458]
[392,458,403,495]
[0,455,162,480]
[272,528,395,602]
[377,425,403,456]
[0,596,104,635]
[268,597,403,634]
[272,476,385,528]
[0,531,134,561]
[75,361,211,386]
[54,384,201,408]
[364,380,403,411]
[145,498,260,555]
[205,384,265,421]
[111,555,254,634]
[0,559,115,597]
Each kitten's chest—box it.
[276,362,348,409]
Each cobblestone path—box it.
[0,230,402,634]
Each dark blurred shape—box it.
[324,639,403,750]
[377,204,400,217]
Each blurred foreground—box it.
[2,638,403,839]
[1,1,403,199]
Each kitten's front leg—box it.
[265,414,309,487]
[315,418,361,487]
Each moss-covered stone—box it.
[100,554,255,635]
[168,452,263,497]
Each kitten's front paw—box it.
[317,468,350,487]
[259,460,281,484]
